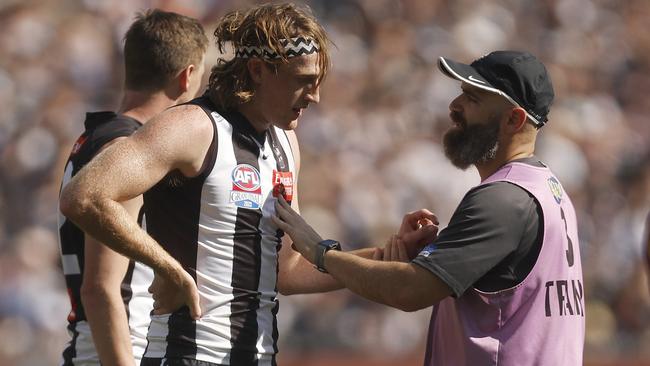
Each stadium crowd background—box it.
[0,0,649,365]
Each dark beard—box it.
[443,112,500,169]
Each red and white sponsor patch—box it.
[71,135,88,155]
[272,170,293,202]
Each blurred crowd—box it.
[1,0,649,365]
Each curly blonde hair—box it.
[208,3,331,110]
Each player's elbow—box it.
[60,182,93,223]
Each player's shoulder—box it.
[148,102,213,135]
[135,102,215,167]
[473,180,531,196]
[162,102,208,119]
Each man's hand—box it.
[398,209,439,260]
[272,195,323,264]
[149,268,201,319]
[374,234,410,262]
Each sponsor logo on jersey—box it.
[231,164,262,209]
[272,170,294,202]
[66,288,77,322]
[547,176,563,204]
[232,164,262,192]
[71,135,88,155]
[230,191,262,209]
[419,243,437,257]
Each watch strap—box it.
[315,239,341,273]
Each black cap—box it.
[438,51,554,127]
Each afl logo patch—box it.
[231,164,262,210]
[231,164,261,192]
[547,176,563,204]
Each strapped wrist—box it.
[314,239,341,273]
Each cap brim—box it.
[438,57,495,91]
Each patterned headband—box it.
[235,36,320,60]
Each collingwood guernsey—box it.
[142,95,296,365]
[58,112,154,365]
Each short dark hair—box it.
[123,9,208,92]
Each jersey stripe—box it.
[268,128,293,355]
[229,129,264,366]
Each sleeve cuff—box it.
[412,257,465,298]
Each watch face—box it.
[319,239,341,250]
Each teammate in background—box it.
[274,51,585,365]
[58,10,207,366]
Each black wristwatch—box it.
[314,239,341,273]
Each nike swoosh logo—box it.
[468,75,485,84]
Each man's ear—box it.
[505,107,528,132]
[177,64,195,93]
[247,58,264,84]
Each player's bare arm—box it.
[82,233,135,366]
[60,104,214,318]
[79,137,139,366]
[81,197,141,366]
[275,131,401,295]
[273,195,450,310]
[276,131,438,295]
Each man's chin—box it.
[448,123,465,133]
[273,120,298,131]
[285,119,299,130]
[444,151,474,170]
[444,145,499,170]
[443,137,477,170]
